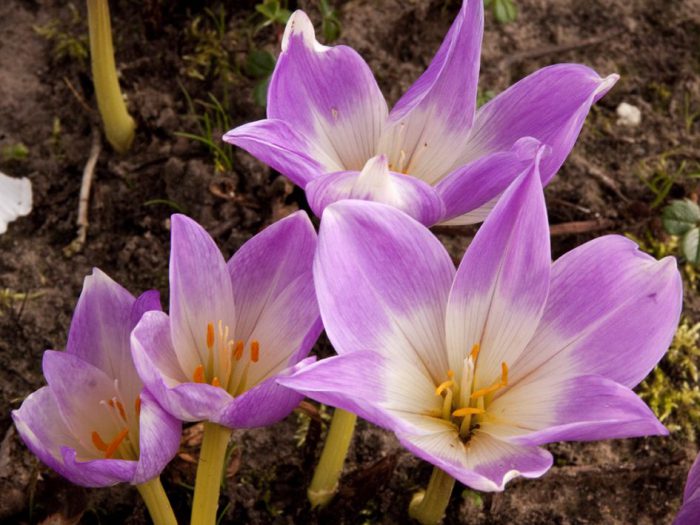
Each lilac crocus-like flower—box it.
[12,270,181,487]
[224,0,617,226]
[130,212,321,427]
[279,155,682,492]
[674,454,700,525]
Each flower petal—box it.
[60,447,136,487]
[0,171,31,234]
[399,425,552,492]
[378,0,483,184]
[675,454,700,525]
[169,214,236,378]
[267,10,388,173]
[131,390,182,485]
[435,137,547,224]
[464,64,618,184]
[509,235,682,389]
[445,156,550,389]
[306,155,446,225]
[223,119,326,188]
[316,200,455,382]
[484,374,667,445]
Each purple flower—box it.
[674,454,700,525]
[12,270,181,487]
[223,0,617,226]
[279,155,682,492]
[130,212,322,428]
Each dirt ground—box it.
[1,0,699,523]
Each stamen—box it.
[470,361,509,399]
[193,364,205,383]
[91,431,108,452]
[211,376,221,387]
[470,343,480,362]
[501,362,509,386]
[104,428,129,459]
[135,397,141,417]
[114,399,127,421]
[251,340,260,363]
[206,322,215,349]
[452,407,485,417]
[233,340,244,360]
[435,380,454,396]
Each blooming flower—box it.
[12,269,181,487]
[279,155,682,491]
[130,212,321,427]
[674,453,700,525]
[0,170,32,234]
[224,0,617,226]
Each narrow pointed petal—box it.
[215,356,315,428]
[484,374,667,445]
[464,64,618,184]
[674,455,700,525]
[223,119,326,188]
[399,425,552,492]
[169,214,235,377]
[510,235,682,389]
[445,157,550,389]
[267,10,388,173]
[131,390,182,484]
[379,0,483,184]
[306,155,445,225]
[0,171,31,234]
[316,200,455,382]
[435,138,547,224]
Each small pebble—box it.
[616,102,642,127]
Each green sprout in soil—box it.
[254,0,291,32]
[319,0,341,42]
[182,5,235,84]
[0,288,44,315]
[639,319,700,441]
[638,152,700,208]
[34,3,88,64]
[484,0,517,23]
[1,143,29,162]
[662,199,700,267]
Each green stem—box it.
[136,477,178,525]
[191,422,233,525]
[308,408,357,508]
[408,467,456,525]
[86,0,136,153]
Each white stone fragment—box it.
[0,170,32,234]
[616,102,642,127]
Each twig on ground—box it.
[550,218,614,236]
[503,30,623,65]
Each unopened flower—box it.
[224,0,617,226]
[12,270,180,487]
[674,453,700,525]
[130,212,321,427]
[0,170,32,234]
[280,155,681,492]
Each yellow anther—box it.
[211,376,221,388]
[470,362,509,399]
[251,340,260,363]
[452,407,485,417]
[470,343,481,361]
[206,322,215,349]
[501,362,508,386]
[193,364,205,383]
[233,340,244,360]
[447,369,454,378]
[435,380,454,396]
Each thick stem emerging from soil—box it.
[308,408,357,508]
[86,0,136,153]
[408,467,456,525]
[191,422,233,525]
[135,477,178,525]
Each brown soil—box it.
[1,0,699,523]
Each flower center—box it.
[434,343,509,441]
[190,320,261,396]
[90,384,141,460]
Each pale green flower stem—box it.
[308,408,357,508]
[86,0,136,153]
[191,422,233,525]
[135,477,178,525]
[408,467,456,525]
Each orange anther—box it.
[207,322,215,349]
[501,362,509,386]
[233,341,244,360]
[251,340,260,363]
[91,431,108,452]
[470,343,481,362]
[134,397,142,417]
[115,400,127,421]
[104,428,129,459]
[211,376,221,388]
[193,364,205,383]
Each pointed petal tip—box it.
[282,10,326,53]
[594,73,620,101]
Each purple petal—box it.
[215,356,315,428]
[435,137,548,224]
[267,10,388,172]
[399,426,553,492]
[464,64,618,184]
[674,454,700,525]
[306,155,446,225]
[510,235,682,389]
[169,214,235,379]
[60,447,136,487]
[316,200,455,381]
[486,374,667,446]
[379,0,483,184]
[131,290,162,328]
[131,390,182,484]
[685,454,700,504]
[223,119,326,188]
[445,156,550,390]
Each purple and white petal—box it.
[316,200,455,381]
[306,155,446,225]
[674,454,700,525]
[445,157,550,389]
[223,119,326,188]
[378,0,483,184]
[169,214,236,378]
[267,11,388,173]
[462,64,618,183]
[510,235,682,389]
[60,447,136,487]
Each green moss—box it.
[33,3,88,64]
